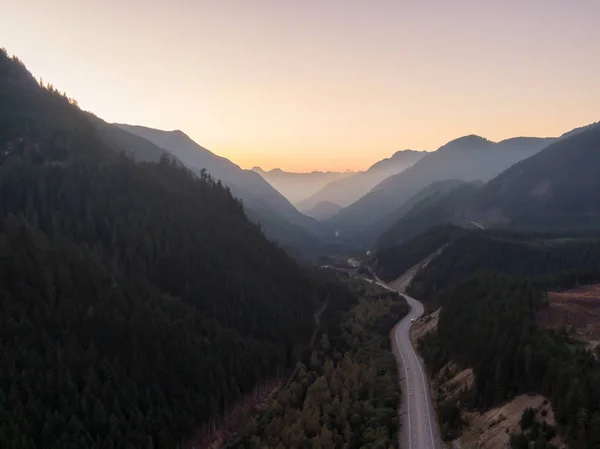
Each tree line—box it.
[407,230,600,303]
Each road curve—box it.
[372,277,442,449]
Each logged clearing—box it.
[456,394,563,449]
[539,284,600,348]
[389,265,420,292]
[411,308,440,345]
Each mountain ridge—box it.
[116,123,326,257]
[373,121,600,249]
[327,135,556,237]
[297,149,426,211]
[251,166,354,204]
[303,200,343,221]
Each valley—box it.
[1,14,600,448]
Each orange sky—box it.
[2,0,599,172]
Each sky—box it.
[2,0,600,172]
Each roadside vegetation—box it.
[509,407,559,449]
[236,275,408,449]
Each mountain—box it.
[374,180,480,248]
[297,149,426,211]
[374,122,600,247]
[92,115,178,163]
[0,48,353,446]
[469,123,600,230]
[357,178,468,245]
[304,200,343,221]
[327,135,555,237]
[115,124,325,257]
[252,167,354,204]
[556,120,599,140]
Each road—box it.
[372,275,442,449]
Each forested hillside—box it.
[0,48,350,447]
[407,230,600,302]
[418,273,600,448]
[237,275,409,449]
[373,224,465,282]
[385,224,600,447]
[471,123,600,231]
[116,124,326,260]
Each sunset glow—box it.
[3,0,599,172]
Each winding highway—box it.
[372,275,442,449]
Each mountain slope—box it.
[90,121,324,258]
[0,48,350,446]
[252,167,353,204]
[408,229,600,300]
[359,179,469,245]
[372,122,600,248]
[327,136,555,236]
[303,200,343,221]
[116,124,325,256]
[91,115,179,163]
[297,149,425,210]
[470,123,600,230]
[375,181,480,248]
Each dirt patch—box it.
[540,284,600,348]
[432,362,475,405]
[457,394,563,449]
[388,245,447,293]
[411,308,440,345]
[480,206,510,227]
[447,366,475,392]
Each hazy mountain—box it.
[372,179,475,247]
[375,181,481,248]
[303,200,343,221]
[470,122,600,230]
[556,120,599,140]
[327,135,555,236]
[116,124,326,255]
[252,167,354,204]
[91,116,182,164]
[297,150,426,211]
[373,122,600,248]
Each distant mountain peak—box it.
[367,149,425,172]
[437,135,493,152]
[559,121,600,140]
[390,149,420,158]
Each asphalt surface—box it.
[373,277,442,449]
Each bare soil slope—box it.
[458,395,563,449]
[540,284,600,348]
